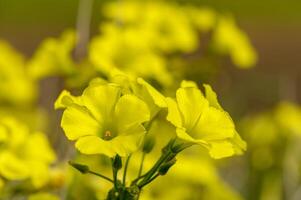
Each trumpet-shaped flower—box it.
[55,80,151,157]
[166,81,246,159]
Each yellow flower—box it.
[109,69,167,118]
[55,80,151,157]
[89,24,173,86]
[0,117,56,188]
[28,193,59,200]
[103,1,198,53]
[0,40,36,104]
[166,81,246,159]
[212,16,257,68]
[275,101,301,135]
[185,7,217,32]
[27,30,77,80]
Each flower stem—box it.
[68,161,114,183]
[88,170,114,183]
[137,152,146,178]
[112,159,119,190]
[137,139,192,188]
[123,155,131,186]
[138,173,160,188]
[137,150,172,188]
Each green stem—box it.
[139,173,160,188]
[138,151,172,188]
[112,159,118,190]
[137,139,192,188]
[131,172,147,185]
[137,153,146,178]
[123,155,131,186]
[88,170,114,183]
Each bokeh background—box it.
[1,0,301,116]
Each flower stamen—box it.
[105,130,111,137]
[104,130,112,140]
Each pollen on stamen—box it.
[105,130,112,138]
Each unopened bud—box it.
[68,161,89,174]
[142,136,155,154]
[158,158,176,175]
[113,155,122,170]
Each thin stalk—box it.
[123,155,131,186]
[137,153,146,178]
[88,170,114,183]
[112,159,119,190]
[131,172,147,185]
[138,173,160,188]
[138,151,172,187]
[137,139,177,186]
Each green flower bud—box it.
[68,161,89,174]
[142,136,155,154]
[113,155,122,170]
[158,158,176,175]
[162,138,176,153]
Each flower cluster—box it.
[0,1,256,199]
[55,71,246,199]
[90,1,257,87]
[0,117,56,189]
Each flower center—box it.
[103,130,114,141]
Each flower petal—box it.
[176,127,196,143]
[192,106,235,141]
[176,86,209,131]
[0,151,29,180]
[24,132,56,163]
[82,83,121,122]
[110,125,146,156]
[203,84,222,110]
[76,125,145,157]
[54,90,82,109]
[230,131,247,154]
[26,161,50,188]
[180,80,198,88]
[61,105,100,140]
[137,78,167,108]
[208,141,236,159]
[166,97,182,127]
[114,94,150,133]
[75,136,116,157]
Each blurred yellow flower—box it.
[275,101,301,135]
[212,16,257,68]
[103,1,199,53]
[89,24,173,86]
[27,30,77,80]
[0,117,56,188]
[0,40,36,105]
[28,193,59,200]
